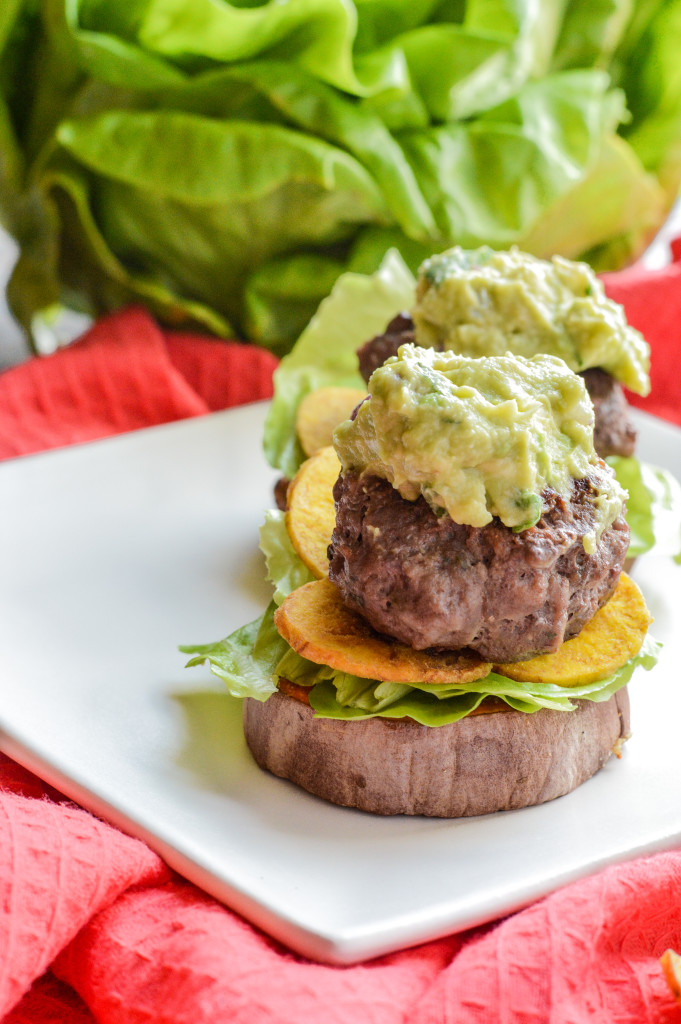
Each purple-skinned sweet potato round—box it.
[242,688,630,817]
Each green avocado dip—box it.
[412,247,650,396]
[334,345,626,552]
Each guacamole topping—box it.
[412,247,650,395]
[334,345,626,552]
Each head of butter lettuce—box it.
[3,0,681,352]
[264,250,681,562]
[180,508,660,724]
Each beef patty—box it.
[581,367,637,458]
[356,313,412,382]
[357,314,637,459]
[328,466,630,662]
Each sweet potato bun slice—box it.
[273,577,492,684]
[494,573,651,685]
[296,386,366,457]
[243,688,631,817]
[286,446,339,578]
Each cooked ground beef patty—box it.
[356,313,413,382]
[357,314,637,459]
[581,367,637,458]
[328,466,630,661]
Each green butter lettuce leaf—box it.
[520,133,665,273]
[262,249,415,478]
[182,590,660,724]
[608,455,681,560]
[550,0,632,72]
[242,66,666,338]
[5,2,681,351]
[12,103,393,346]
[612,2,681,186]
[180,606,282,702]
[243,254,347,353]
[310,681,490,724]
[308,633,660,725]
[57,105,388,274]
[180,596,334,702]
[259,509,315,606]
[0,0,35,217]
[189,62,437,242]
[63,0,190,89]
[389,2,566,123]
[398,71,634,251]
[16,157,234,339]
[100,0,404,98]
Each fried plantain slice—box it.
[296,386,367,457]
[286,446,339,578]
[494,573,651,686]
[273,577,492,684]
[661,949,681,1004]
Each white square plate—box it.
[0,401,679,964]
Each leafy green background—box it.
[2,0,681,352]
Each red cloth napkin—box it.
[0,308,278,459]
[601,236,681,427]
[1,258,681,1023]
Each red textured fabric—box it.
[0,307,278,460]
[164,331,280,412]
[0,274,679,1023]
[602,251,681,427]
[0,755,167,1024]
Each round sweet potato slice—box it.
[273,577,492,684]
[243,687,631,816]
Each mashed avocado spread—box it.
[413,247,650,395]
[334,345,625,551]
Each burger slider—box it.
[238,347,657,816]
[357,247,649,459]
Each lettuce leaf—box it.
[262,249,414,478]
[259,509,315,605]
[180,602,333,703]
[181,594,660,724]
[180,607,281,702]
[608,455,681,560]
[308,633,660,726]
[4,2,681,352]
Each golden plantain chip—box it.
[296,386,367,457]
[274,577,492,684]
[286,446,339,578]
[493,573,652,686]
[661,949,681,1005]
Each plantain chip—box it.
[661,949,681,1004]
[286,446,339,578]
[274,577,492,684]
[494,573,652,686]
[296,386,367,457]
